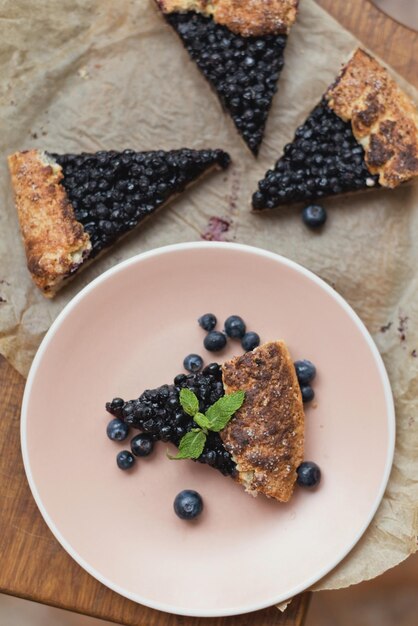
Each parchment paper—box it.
[1,0,417,596]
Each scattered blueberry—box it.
[224,315,246,339]
[300,385,315,403]
[302,204,327,229]
[116,450,135,470]
[204,330,227,352]
[198,313,217,331]
[241,331,260,351]
[183,353,204,373]
[106,418,129,442]
[173,490,204,520]
[294,359,317,384]
[297,461,321,487]
[131,433,154,457]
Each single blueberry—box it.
[224,315,246,338]
[302,204,327,229]
[301,385,315,403]
[160,425,172,441]
[109,397,124,410]
[297,461,321,487]
[198,313,217,331]
[204,331,227,352]
[294,359,316,384]
[131,433,154,457]
[173,490,204,520]
[106,418,129,442]
[105,397,125,418]
[202,362,222,378]
[174,373,187,386]
[116,450,135,470]
[241,331,260,351]
[183,354,204,373]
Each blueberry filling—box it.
[106,363,237,477]
[51,148,230,257]
[165,12,288,154]
[252,98,380,209]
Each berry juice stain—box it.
[380,321,392,333]
[398,314,408,342]
[228,166,242,218]
[202,216,231,241]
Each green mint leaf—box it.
[168,429,207,460]
[205,390,245,432]
[194,412,210,430]
[179,388,199,417]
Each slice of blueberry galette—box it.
[8,147,230,297]
[155,0,299,154]
[252,48,418,210]
[107,341,305,502]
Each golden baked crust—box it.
[8,150,91,297]
[326,48,418,188]
[221,341,304,502]
[156,0,298,36]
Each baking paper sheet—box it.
[0,0,417,595]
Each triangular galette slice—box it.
[252,48,418,210]
[155,1,299,154]
[108,341,305,502]
[221,341,304,501]
[8,147,230,296]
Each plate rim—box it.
[20,241,396,617]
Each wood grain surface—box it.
[317,0,418,86]
[0,1,416,624]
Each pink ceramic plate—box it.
[21,242,395,617]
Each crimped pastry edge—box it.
[8,149,230,298]
[326,48,418,188]
[8,149,92,298]
[155,0,298,36]
[221,340,305,502]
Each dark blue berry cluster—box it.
[106,363,237,476]
[252,98,380,210]
[199,313,260,353]
[166,12,287,154]
[294,361,321,488]
[294,359,316,404]
[106,400,155,471]
[52,148,229,256]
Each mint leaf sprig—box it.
[168,388,245,461]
